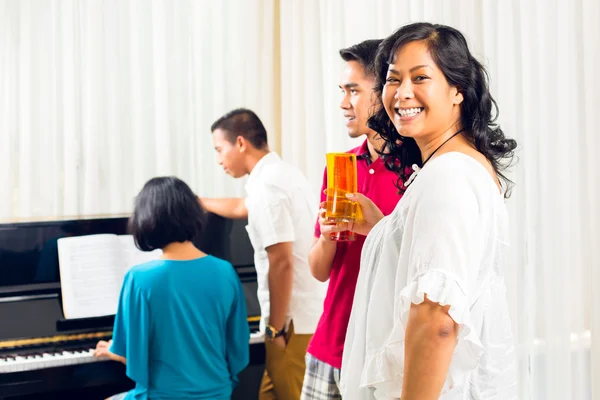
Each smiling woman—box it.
[383,48,461,142]
[339,22,519,400]
[369,24,516,197]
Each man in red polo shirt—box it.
[300,40,402,400]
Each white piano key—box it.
[249,331,264,344]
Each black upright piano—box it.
[0,214,264,400]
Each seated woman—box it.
[94,176,250,400]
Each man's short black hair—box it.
[129,176,206,251]
[339,39,383,78]
[210,108,268,149]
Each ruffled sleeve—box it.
[398,270,485,389]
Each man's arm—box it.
[199,197,248,219]
[401,295,458,400]
[265,241,294,344]
[308,171,337,281]
[308,236,337,282]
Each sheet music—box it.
[118,235,162,273]
[57,234,123,319]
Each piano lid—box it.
[0,213,255,290]
[0,214,259,342]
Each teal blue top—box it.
[110,256,250,400]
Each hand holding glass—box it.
[324,153,358,241]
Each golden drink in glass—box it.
[324,153,358,241]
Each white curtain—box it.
[279,0,600,399]
[0,0,278,220]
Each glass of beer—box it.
[324,153,358,241]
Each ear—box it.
[452,86,464,105]
[236,136,248,153]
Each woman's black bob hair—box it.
[129,176,206,251]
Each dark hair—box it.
[339,39,383,78]
[210,108,268,149]
[369,22,517,197]
[129,176,206,251]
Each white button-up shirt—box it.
[244,152,327,334]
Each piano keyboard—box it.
[0,348,106,373]
[0,331,264,374]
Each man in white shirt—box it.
[201,108,326,400]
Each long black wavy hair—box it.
[369,22,517,197]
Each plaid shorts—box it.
[300,353,342,400]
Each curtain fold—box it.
[0,0,277,219]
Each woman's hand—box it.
[346,193,385,236]
[94,340,126,365]
[322,193,384,237]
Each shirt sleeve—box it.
[314,166,327,238]
[110,270,151,389]
[252,184,296,249]
[226,270,250,388]
[404,173,484,290]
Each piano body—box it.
[0,214,264,400]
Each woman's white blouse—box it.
[340,152,517,399]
